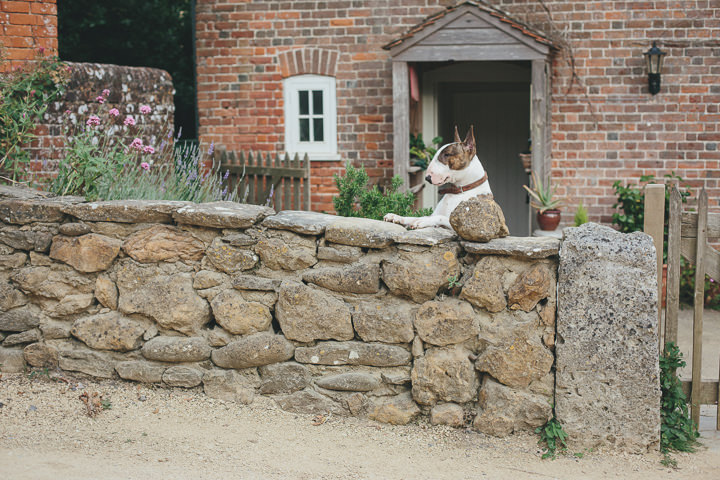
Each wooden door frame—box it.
[393,58,551,198]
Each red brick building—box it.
[0,0,57,70]
[196,0,720,232]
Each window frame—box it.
[283,74,338,160]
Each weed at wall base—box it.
[659,342,700,467]
[536,416,568,460]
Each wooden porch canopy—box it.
[383,1,555,189]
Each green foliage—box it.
[573,201,588,227]
[101,399,112,410]
[660,342,699,465]
[679,258,720,309]
[333,163,431,221]
[447,275,461,289]
[611,173,691,234]
[51,90,239,203]
[523,172,562,213]
[612,173,691,264]
[536,416,568,459]
[0,50,69,183]
[58,0,196,138]
[27,367,50,380]
[409,133,443,170]
[50,122,127,199]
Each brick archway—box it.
[278,48,339,78]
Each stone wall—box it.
[0,185,559,436]
[28,62,174,181]
[557,224,661,453]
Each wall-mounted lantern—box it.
[643,42,667,95]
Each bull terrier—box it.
[384,125,492,229]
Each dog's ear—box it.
[453,125,461,144]
[463,126,476,154]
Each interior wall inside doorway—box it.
[420,61,532,236]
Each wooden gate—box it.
[215,149,311,211]
[646,184,720,429]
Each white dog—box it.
[384,126,492,229]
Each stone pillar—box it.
[556,223,661,452]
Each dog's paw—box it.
[384,213,403,225]
[408,216,441,230]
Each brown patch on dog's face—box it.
[438,126,476,170]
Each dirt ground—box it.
[1,308,718,480]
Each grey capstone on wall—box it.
[556,223,661,453]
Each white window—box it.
[283,74,337,160]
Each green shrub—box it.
[612,174,691,264]
[0,49,69,183]
[660,342,699,466]
[333,162,432,220]
[612,173,691,234]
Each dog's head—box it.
[425,126,476,186]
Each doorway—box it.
[421,61,532,236]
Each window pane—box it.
[299,90,309,115]
[313,118,324,141]
[312,90,323,114]
[299,118,310,142]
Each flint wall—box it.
[28,62,174,181]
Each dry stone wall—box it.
[0,185,560,436]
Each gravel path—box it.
[1,373,719,480]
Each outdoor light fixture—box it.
[643,41,667,95]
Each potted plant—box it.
[523,173,563,231]
[409,133,443,170]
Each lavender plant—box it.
[99,138,245,203]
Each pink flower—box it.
[86,115,101,127]
[143,145,155,154]
[95,96,105,104]
[140,162,150,171]
[29,89,35,96]
[124,116,136,126]
[139,105,152,115]
[102,89,110,97]
[108,108,120,117]
[64,109,71,115]
[37,47,45,54]
[129,138,144,150]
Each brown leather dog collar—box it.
[438,172,488,195]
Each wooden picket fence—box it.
[215,149,311,211]
[645,184,720,429]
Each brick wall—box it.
[0,0,57,70]
[195,0,456,213]
[198,0,719,220]
[474,0,720,224]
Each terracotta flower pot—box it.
[537,209,561,231]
